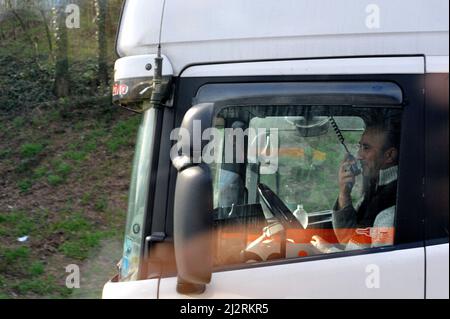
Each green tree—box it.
[53,2,70,97]
[38,3,53,56]
[0,0,40,56]
[95,0,108,87]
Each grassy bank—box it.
[0,102,140,298]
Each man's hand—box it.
[338,154,356,209]
[311,235,332,253]
[311,235,343,254]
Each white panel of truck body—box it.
[117,0,449,75]
[425,56,450,73]
[102,278,159,299]
[114,54,174,81]
[116,0,164,57]
[425,244,450,299]
[158,248,425,299]
[181,57,424,78]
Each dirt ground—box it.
[68,238,123,299]
[0,107,138,299]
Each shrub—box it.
[28,262,45,277]
[20,143,44,158]
[47,175,63,186]
[18,179,32,193]
[3,247,30,264]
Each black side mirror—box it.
[173,103,215,294]
[174,164,213,294]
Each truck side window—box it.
[209,105,402,267]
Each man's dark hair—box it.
[365,111,402,152]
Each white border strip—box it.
[181,57,425,78]
[426,56,449,73]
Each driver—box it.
[311,119,400,252]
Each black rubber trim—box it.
[425,238,449,246]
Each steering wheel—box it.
[257,183,303,229]
[239,184,303,263]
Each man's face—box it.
[357,128,387,179]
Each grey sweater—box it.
[317,166,398,253]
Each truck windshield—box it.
[120,107,157,281]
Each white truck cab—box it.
[104,0,449,299]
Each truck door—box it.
[159,56,426,299]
